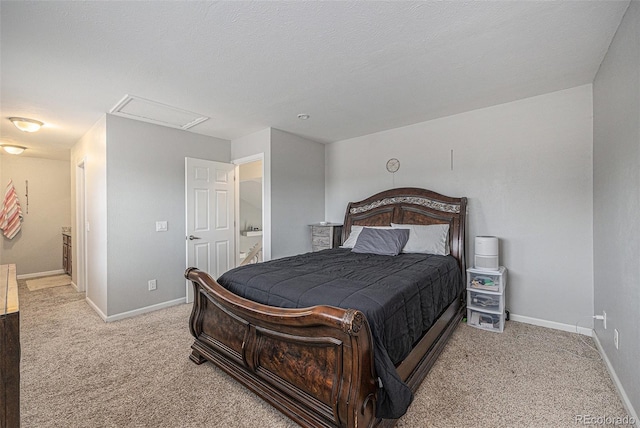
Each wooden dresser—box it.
[1,264,20,428]
[309,223,343,251]
[62,233,72,275]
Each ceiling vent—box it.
[109,95,209,130]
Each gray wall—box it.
[326,85,594,328]
[1,155,71,275]
[271,128,325,258]
[231,127,326,260]
[593,0,639,417]
[105,114,230,316]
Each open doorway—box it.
[237,159,263,265]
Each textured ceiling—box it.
[0,1,630,160]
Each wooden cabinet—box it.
[1,264,20,428]
[63,233,72,276]
[309,223,343,252]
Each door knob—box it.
[188,235,202,240]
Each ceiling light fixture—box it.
[1,145,27,155]
[297,114,310,120]
[9,117,44,133]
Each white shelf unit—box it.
[466,266,507,333]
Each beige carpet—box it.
[18,281,634,428]
[25,274,71,291]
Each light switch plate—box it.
[156,221,168,232]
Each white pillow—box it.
[341,225,393,248]
[391,223,450,255]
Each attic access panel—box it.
[110,95,209,130]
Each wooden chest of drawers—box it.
[1,264,20,428]
[309,223,343,251]
[63,233,72,276]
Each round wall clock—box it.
[386,158,400,173]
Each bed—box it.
[185,187,467,428]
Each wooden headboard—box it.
[342,187,467,272]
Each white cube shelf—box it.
[467,266,507,333]
[467,308,505,333]
[467,266,506,293]
[467,289,503,313]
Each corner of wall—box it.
[592,0,640,419]
[593,332,639,426]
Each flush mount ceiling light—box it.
[9,117,44,133]
[297,114,310,120]
[1,145,27,155]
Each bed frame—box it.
[186,187,467,428]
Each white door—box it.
[185,158,236,303]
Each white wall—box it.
[1,155,71,275]
[70,116,108,315]
[239,195,262,253]
[270,128,325,258]
[0,156,2,263]
[593,0,639,417]
[105,114,230,317]
[239,161,262,254]
[326,85,594,327]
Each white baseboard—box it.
[593,333,639,427]
[511,314,637,426]
[85,297,108,322]
[104,298,186,323]
[70,281,78,291]
[509,313,593,336]
[17,269,66,280]
[84,296,186,323]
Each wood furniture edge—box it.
[0,264,19,314]
[1,263,20,428]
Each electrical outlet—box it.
[148,279,157,291]
[603,311,607,329]
[614,329,619,350]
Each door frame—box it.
[75,159,88,293]
[232,153,269,263]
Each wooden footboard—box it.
[186,267,378,428]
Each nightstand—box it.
[309,223,343,251]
